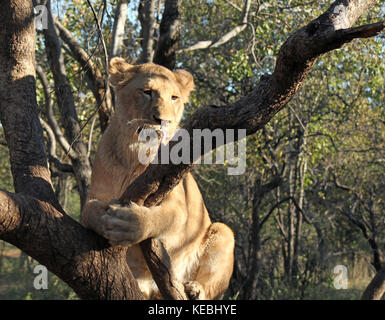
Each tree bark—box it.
[362,265,385,300]
[153,0,182,70]
[55,20,113,132]
[111,0,128,58]
[179,0,251,52]
[0,0,57,204]
[137,0,157,63]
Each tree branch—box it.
[0,190,144,300]
[39,117,74,175]
[111,0,128,58]
[179,0,251,52]
[54,19,113,132]
[0,0,57,204]
[137,0,157,63]
[153,0,181,70]
[36,65,78,159]
[362,264,385,300]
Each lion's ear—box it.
[108,57,136,87]
[174,69,194,102]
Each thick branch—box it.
[153,0,181,70]
[137,0,157,63]
[111,0,128,58]
[362,265,385,300]
[0,190,143,300]
[0,0,57,204]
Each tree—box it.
[0,0,384,300]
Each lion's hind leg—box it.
[184,222,235,300]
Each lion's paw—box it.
[101,202,150,246]
[184,281,206,300]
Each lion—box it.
[81,57,235,300]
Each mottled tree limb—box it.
[111,0,129,58]
[137,0,157,63]
[153,0,182,70]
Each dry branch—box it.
[153,0,182,70]
[111,0,128,58]
[55,20,113,132]
[137,0,157,63]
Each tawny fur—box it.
[81,57,235,300]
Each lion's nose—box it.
[153,114,171,125]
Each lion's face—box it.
[108,58,194,140]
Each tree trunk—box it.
[362,265,385,300]
[111,0,128,58]
[153,0,181,70]
[138,0,157,63]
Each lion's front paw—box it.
[184,281,206,300]
[101,202,151,246]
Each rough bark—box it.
[153,0,182,70]
[0,0,57,204]
[0,191,143,300]
[179,0,251,52]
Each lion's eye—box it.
[171,95,179,101]
[143,90,152,97]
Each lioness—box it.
[81,57,235,299]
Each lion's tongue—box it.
[160,121,170,144]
